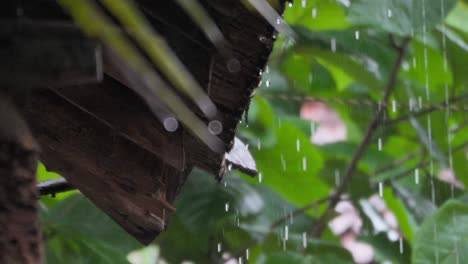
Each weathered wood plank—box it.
[25,90,191,244]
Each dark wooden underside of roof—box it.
[4,0,285,244]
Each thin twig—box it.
[310,36,411,238]
[386,93,468,125]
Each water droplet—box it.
[302,0,307,8]
[281,154,287,171]
[415,169,419,184]
[208,120,223,135]
[288,2,293,7]
[217,243,222,253]
[387,9,392,18]
[257,139,262,150]
[266,79,270,87]
[225,202,229,212]
[296,139,301,152]
[239,257,243,264]
[285,225,289,240]
[246,249,250,260]
[258,172,263,183]
[392,100,397,113]
[227,59,241,73]
[378,138,383,151]
[355,30,360,40]
[311,8,317,18]
[379,182,384,197]
[335,169,340,186]
[228,164,232,171]
[399,237,404,254]
[302,232,307,248]
[330,38,336,52]
[302,156,307,171]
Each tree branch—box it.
[310,36,411,238]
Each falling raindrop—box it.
[301,0,307,8]
[311,8,317,18]
[302,232,307,248]
[228,164,232,171]
[415,169,419,184]
[225,202,229,212]
[330,38,336,52]
[355,30,360,40]
[378,138,383,151]
[217,243,222,253]
[302,156,307,171]
[257,139,261,150]
[281,154,287,171]
[387,9,392,18]
[246,249,250,260]
[258,172,263,183]
[296,139,301,152]
[239,257,243,264]
[392,100,397,113]
[379,182,384,197]
[399,237,404,254]
[288,2,293,7]
[335,170,340,186]
[285,225,289,241]
[266,79,270,87]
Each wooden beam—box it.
[25,89,191,244]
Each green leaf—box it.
[285,0,350,31]
[348,0,457,36]
[43,194,141,264]
[383,187,417,244]
[253,123,329,208]
[412,200,468,264]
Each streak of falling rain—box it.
[284,225,289,241]
[296,139,301,152]
[246,249,250,260]
[392,100,397,113]
[239,257,243,264]
[415,168,419,184]
[302,156,307,171]
[311,8,317,19]
[379,182,383,197]
[431,178,436,204]
[302,232,307,248]
[387,9,392,18]
[266,79,270,87]
[355,30,360,40]
[225,202,229,212]
[301,0,307,8]
[335,169,340,186]
[399,237,403,254]
[258,172,263,183]
[330,38,336,52]
[217,243,222,253]
[257,138,261,150]
[281,154,287,171]
[378,137,383,151]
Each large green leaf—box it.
[285,0,350,31]
[43,194,141,264]
[348,0,457,36]
[412,200,468,264]
[253,123,329,208]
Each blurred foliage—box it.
[40,0,468,263]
